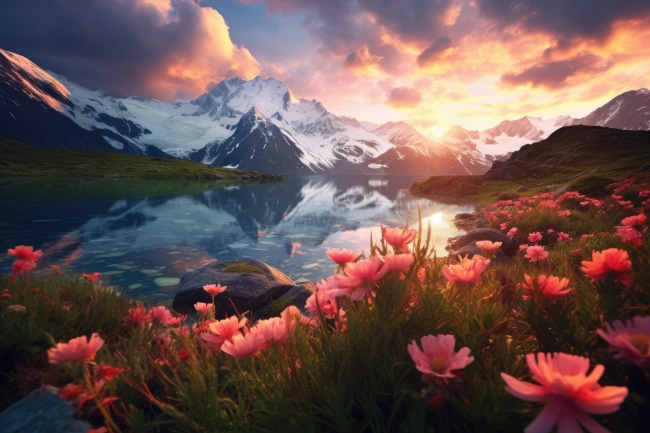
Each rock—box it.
[454,213,475,220]
[483,160,530,180]
[448,228,514,256]
[108,174,120,180]
[451,245,507,263]
[0,387,92,433]
[172,258,295,316]
[253,283,315,321]
[515,185,529,192]
[240,173,251,180]
[475,218,488,228]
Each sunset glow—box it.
[1,0,648,133]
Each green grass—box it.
[221,264,265,274]
[410,126,650,206]
[0,138,281,181]
[2,173,650,432]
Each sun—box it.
[429,126,444,137]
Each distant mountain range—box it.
[1,48,649,175]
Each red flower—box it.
[178,348,190,363]
[58,383,84,401]
[96,365,125,381]
[82,272,101,282]
[31,287,40,294]
[124,305,152,327]
[8,245,43,262]
[581,248,632,286]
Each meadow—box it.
[1,174,650,433]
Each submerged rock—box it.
[172,258,295,316]
[0,387,92,433]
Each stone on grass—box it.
[172,258,295,316]
[448,228,514,256]
[253,283,315,321]
[0,387,92,433]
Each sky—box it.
[1,0,649,136]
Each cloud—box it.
[476,0,650,43]
[385,86,423,108]
[417,36,453,67]
[0,0,261,101]
[501,52,611,89]
[344,47,383,75]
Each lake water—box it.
[0,176,474,305]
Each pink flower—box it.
[326,248,359,265]
[580,201,590,206]
[546,229,555,234]
[221,331,266,357]
[407,334,474,381]
[200,332,225,351]
[194,302,214,314]
[253,317,291,346]
[557,210,571,217]
[475,241,502,254]
[501,353,627,433]
[82,272,101,282]
[333,256,391,300]
[558,232,570,241]
[48,333,104,364]
[124,305,152,327]
[207,315,248,342]
[305,292,338,319]
[281,305,301,323]
[571,248,582,255]
[640,190,650,198]
[382,226,417,253]
[616,226,644,248]
[441,255,489,284]
[521,274,571,300]
[8,245,43,262]
[597,316,650,367]
[611,194,623,200]
[500,223,507,231]
[620,213,647,228]
[203,284,227,296]
[150,306,181,326]
[525,246,549,262]
[10,259,37,282]
[528,232,543,243]
[519,243,529,250]
[581,248,632,286]
[507,227,518,239]
[382,253,415,272]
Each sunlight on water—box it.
[0,176,474,303]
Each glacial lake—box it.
[0,176,474,305]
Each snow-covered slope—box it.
[442,89,650,156]
[3,47,648,176]
[442,115,575,157]
[0,48,490,175]
[575,88,650,130]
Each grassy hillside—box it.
[411,125,650,205]
[0,138,281,181]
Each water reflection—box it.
[0,176,474,303]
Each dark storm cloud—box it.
[417,36,452,67]
[476,0,650,42]
[0,0,260,100]
[501,52,610,88]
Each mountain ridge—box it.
[1,47,649,176]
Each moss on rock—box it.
[221,263,265,275]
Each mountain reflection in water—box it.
[0,176,474,304]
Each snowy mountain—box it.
[442,89,650,157]
[574,88,650,130]
[0,48,489,175]
[1,47,648,176]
